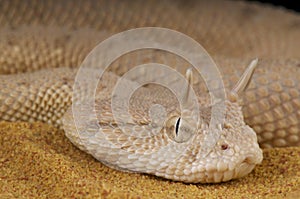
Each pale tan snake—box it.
[0,0,299,183]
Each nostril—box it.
[221,144,229,150]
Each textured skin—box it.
[0,0,299,183]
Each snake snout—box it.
[243,151,263,165]
[235,149,263,178]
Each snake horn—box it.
[182,68,193,106]
[229,58,258,101]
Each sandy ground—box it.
[0,121,299,198]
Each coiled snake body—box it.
[0,0,299,183]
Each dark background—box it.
[248,0,300,12]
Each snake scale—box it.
[0,0,299,183]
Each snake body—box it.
[0,0,299,183]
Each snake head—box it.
[63,59,263,183]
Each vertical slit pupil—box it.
[175,118,181,135]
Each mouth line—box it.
[205,162,256,183]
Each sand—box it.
[0,122,299,198]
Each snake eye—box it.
[165,116,193,143]
[175,117,181,136]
